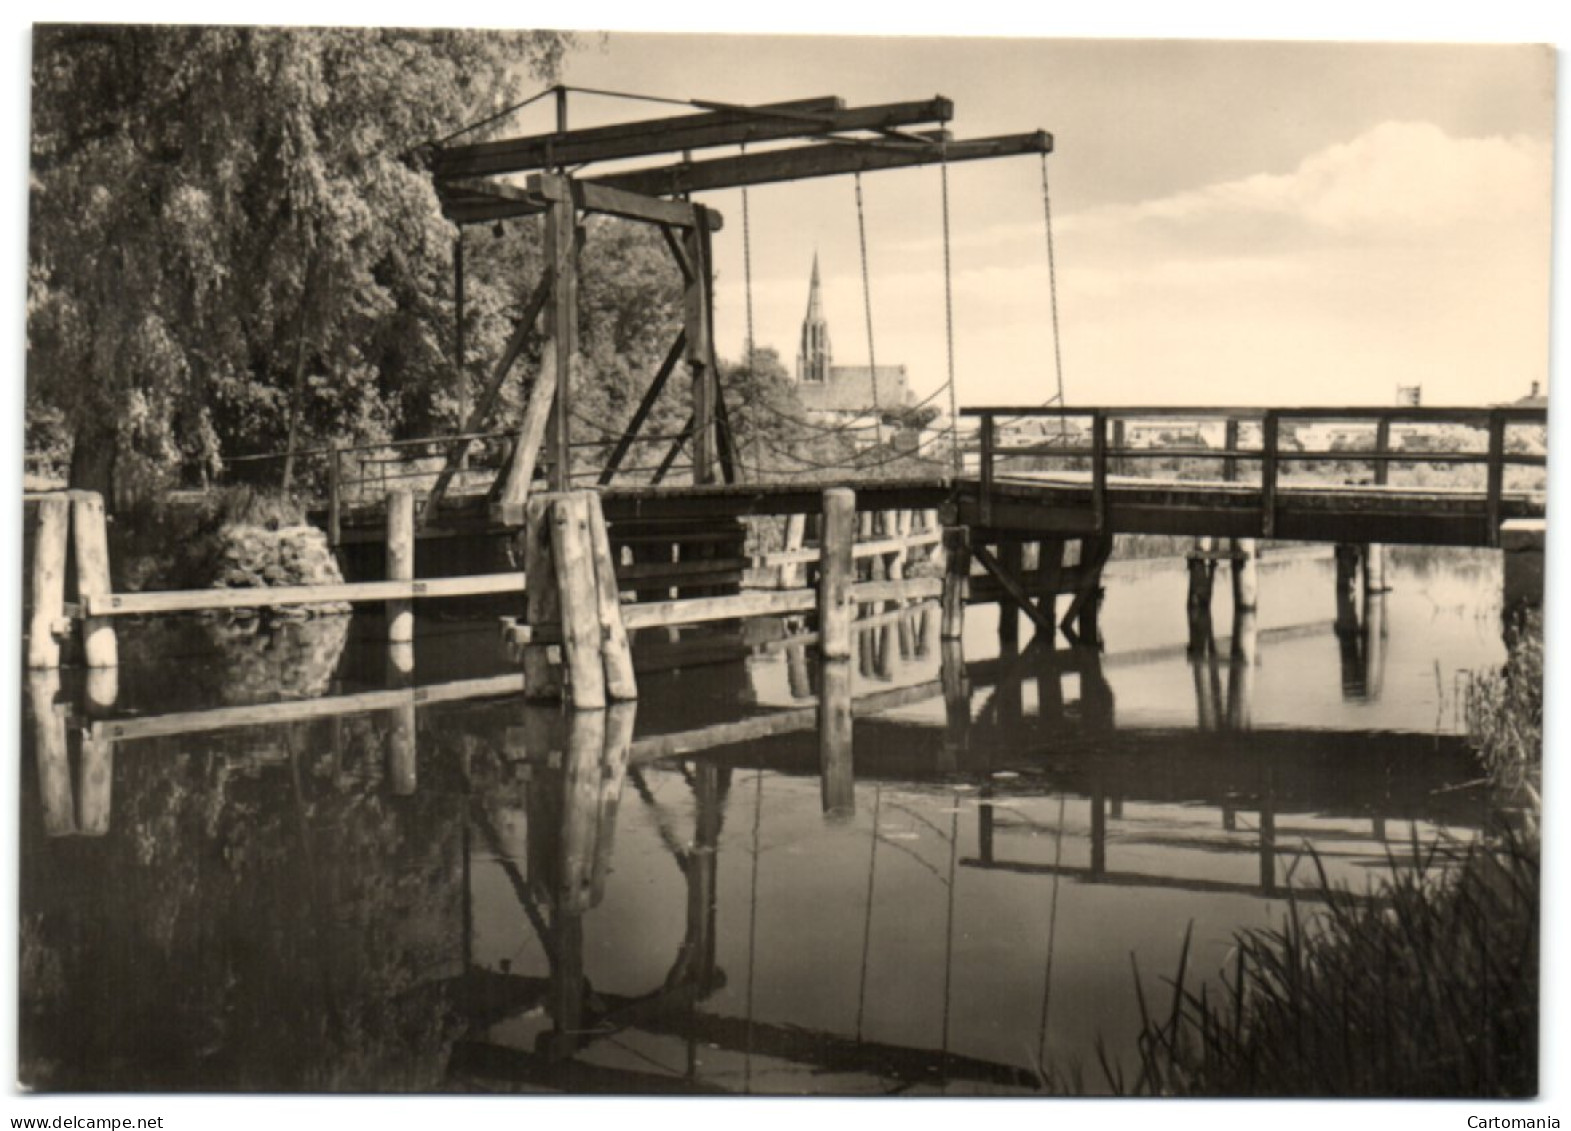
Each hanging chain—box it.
[741,144,757,367]
[941,155,962,477]
[854,172,888,462]
[1041,152,1069,442]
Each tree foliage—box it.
[28,24,572,500]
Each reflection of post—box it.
[1089,782,1107,880]
[592,703,637,903]
[995,638,1022,730]
[386,642,417,795]
[876,622,897,681]
[1334,544,1365,699]
[1079,647,1116,733]
[819,659,855,820]
[785,641,813,700]
[979,793,995,865]
[77,734,113,836]
[940,640,968,772]
[84,667,120,715]
[28,670,74,836]
[688,760,723,987]
[1363,543,1389,595]
[1226,609,1258,731]
[915,603,937,660]
[1258,766,1277,896]
[1191,647,1216,731]
[559,709,607,912]
[1361,593,1387,702]
[1035,637,1064,727]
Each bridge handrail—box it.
[964,404,1546,544]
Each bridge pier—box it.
[1500,519,1545,634]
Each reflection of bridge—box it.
[27,599,1489,1093]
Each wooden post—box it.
[685,224,716,484]
[1363,543,1389,594]
[72,491,118,669]
[979,413,995,525]
[997,538,1022,648]
[1091,411,1108,532]
[386,488,415,644]
[552,493,608,710]
[1232,538,1259,612]
[939,639,968,772]
[941,526,970,641]
[1373,417,1391,487]
[818,659,855,820]
[1037,538,1065,645]
[1485,411,1506,547]
[1261,411,1279,538]
[27,671,74,836]
[548,187,579,492]
[523,494,564,700]
[585,492,638,702]
[1334,543,1361,641]
[818,489,856,660]
[27,495,69,670]
[778,512,807,589]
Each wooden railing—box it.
[960,405,1548,543]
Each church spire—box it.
[797,251,831,384]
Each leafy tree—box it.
[27,25,573,504]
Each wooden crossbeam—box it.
[970,542,1057,636]
[428,95,955,179]
[422,269,553,522]
[599,331,687,485]
[590,131,1053,197]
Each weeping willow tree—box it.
[27,24,574,504]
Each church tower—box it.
[796,252,831,384]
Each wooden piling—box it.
[552,493,608,710]
[997,538,1022,648]
[778,513,807,589]
[939,639,968,772]
[72,491,119,668]
[27,496,69,670]
[818,659,855,820]
[386,488,415,644]
[523,494,564,700]
[1363,543,1389,594]
[1231,538,1259,612]
[818,488,857,660]
[586,493,637,701]
[941,526,971,641]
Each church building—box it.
[793,254,914,421]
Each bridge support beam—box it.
[1501,519,1545,636]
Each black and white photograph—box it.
[7,9,1561,1121]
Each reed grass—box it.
[1117,616,1542,1097]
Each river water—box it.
[18,545,1507,1094]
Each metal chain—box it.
[741,143,757,367]
[941,155,962,477]
[1041,152,1069,441]
[854,172,888,462]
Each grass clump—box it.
[1118,616,1543,1098]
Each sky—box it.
[470,35,1562,411]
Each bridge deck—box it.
[329,470,1542,549]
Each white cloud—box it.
[1063,120,1552,242]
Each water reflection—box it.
[19,550,1500,1094]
